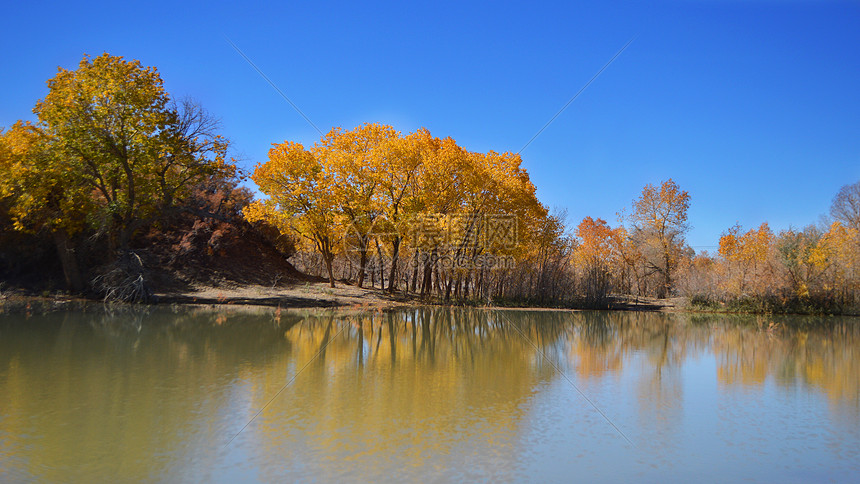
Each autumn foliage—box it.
[680,218,859,312]
[0,54,271,299]
[245,123,549,296]
[241,121,860,312]
[2,53,858,313]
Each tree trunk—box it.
[662,251,672,298]
[357,250,368,288]
[54,229,83,292]
[375,239,385,289]
[324,255,336,288]
[410,254,419,293]
[421,250,436,297]
[387,235,401,293]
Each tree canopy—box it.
[1,53,236,291]
[245,123,548,291]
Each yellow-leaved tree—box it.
[574,216,628,306]
[627,179,691,298]
[2,53,235,291]
[317,123,397,288]
[245,123,553,300]
[373,128,424,292]
[245,141,342,287]
[717,222,775,297]
[0,122,92,290]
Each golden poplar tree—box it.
[628,179,690,298]
[246,141,341,287]
[2,53,235,291]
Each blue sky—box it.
[2,0,858,250]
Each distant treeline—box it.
[252,121,859,313]
[1,54,858,313]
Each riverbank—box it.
[155,281,419,309]
[7,282,858,317]
[8,279,855,316]
[1,281,686,314]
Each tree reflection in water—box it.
[0,308,857,482]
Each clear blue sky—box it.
[2,0,858,251]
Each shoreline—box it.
[1,282,856,317]
[0,281,677,314]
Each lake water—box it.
[1,307,858,482]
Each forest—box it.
[1,54,858,314]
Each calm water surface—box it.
[1,307,858,482]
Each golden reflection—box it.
[245,308,560,476]
[712,316,860,409]
[0,308,302,481]
[0,308,857,481]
